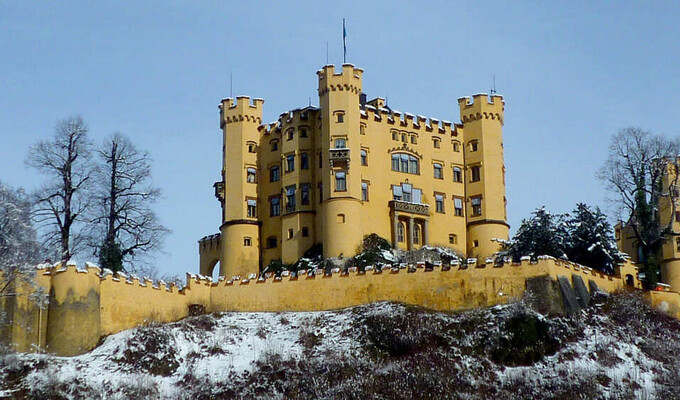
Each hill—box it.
[1,292,679,399]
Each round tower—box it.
[317,64,364,260]
[217,96,264,278]
[458,94,509,260]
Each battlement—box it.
[457,94,504,125]
[317,64,363,95]
[219,96,264,127]
[361,105,455,136]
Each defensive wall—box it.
[1,257,645,356]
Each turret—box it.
[458,94,509,259]
[317,64,364,259]
[217,96,264,278]
[659,161,680,291]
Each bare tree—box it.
[597,127,680,287]
[26,116,93,264]
[90,133,168,272]
[0,181,42,297]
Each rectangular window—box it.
[336,113,344,123]
[470,140,479,152]
[412,188,422,204]
[287,229,294,240]
[392,154,400,171]
[266,236,277,249]
[434,163,443,179]
[677,238,680,252]
[247,199,257,218]
[471,196,482,216]
[409,157,418,174]
[392,185,403,201]
[433,138,441,148]
[335,171,347,191]
[392,131,398,141]
[402,183,412,202]
[362,181,369,201]
[286,185,296,212]
[270,141,278,151]
[449,234,457,245]
[270,196,280,216]
[335,138,346,148]
[401,154,409,172]
[287,129,294,141]
[675,211,680,223]
[301,152,309,170]
[360,124,366,135]
[453,167,462,182]
[454,197,463,216]
[318,183,323,203]
[435,194,444,213]
[270,166,280,182]
[301,183,310,205]
[302,227,309,237]
[286,154,295,172]
[300,128,308,138]
[244,237,252,246]
[471,165,481,182]
[361,150,368,166]
[453,141,460,152]
[247,167,257,183]
[411,135,417,144]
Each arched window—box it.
[246,167,257,183]
[390,153,419,175]
[414,225,420,244]
[397,222,405,243]
[361,149,368,166]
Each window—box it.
[454,197,463,216]
[244,237,252,246]
[266,236,277,249]
[414,225,420,244]
[392,131,398,141]
[473,240,479,247]
[302,227,309,237]
[287,229,294,240]
[319,152,322,168]
[393,184,422,203]
[337,213,345,223]
[453,141,460,152]
[287,129,294,141]
[301,152,309,169]
[676,238,680,252]
[286,154,295,172]
[401,133,407,142]
[402,183,412,202]
[246,167,257,183]
[397,223,405,243]
[286,185,296,212]
[471,196,482,216]
[471,165,481,182]
[247,142,256,153]
[433,163,443,179]
[435,194,444,213]
[318,183,323,203]
[449,234,457,245]
[247,199,257,217]
[361,149,368,166]
[362,181,369,201]
[300,127,308,138]
[270,166,280,182]
[335,171,346,191]
[390,153,419,174]
[675,211,680,223]
[301,183,310,205]
[411,135,417,144]
[270,140,278,151]
[270,196,281,216]
[453,167,462,182]
[433,138,441,148]
[336,113,344,123]
[334,138,346,148]
[360,123,366,135]
[469,140,479,152]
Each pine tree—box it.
[566,203,623,274]
[506,207,568,262]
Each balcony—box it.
[389,200,430,216]
[213,181,225,203]
[329,148,350,167]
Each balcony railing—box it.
[389,200,430,216]
[329,148,350,166]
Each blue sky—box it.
[2,1,679,278]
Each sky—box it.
[2,1,679,278]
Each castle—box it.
[199,64,509,279]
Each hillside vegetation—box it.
[1,292,679,399]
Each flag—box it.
[343,19,347,63]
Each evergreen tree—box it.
[505,207,568,262]
[566,203,624,273]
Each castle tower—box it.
[659,161,680,291]
[317,64,364,259]
[217,96,264,277]
[458,94,509,259]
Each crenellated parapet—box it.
[457,93,504,125]
[219,96,264,128]
[361,105,456,137]
[317,64,363,96]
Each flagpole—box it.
[343,18,347,63]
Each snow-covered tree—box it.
[0,181,42,296]
[566,203,624,274]
[505,207,568,262]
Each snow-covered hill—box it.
[1,292,679,399]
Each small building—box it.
[199,64,509,279]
